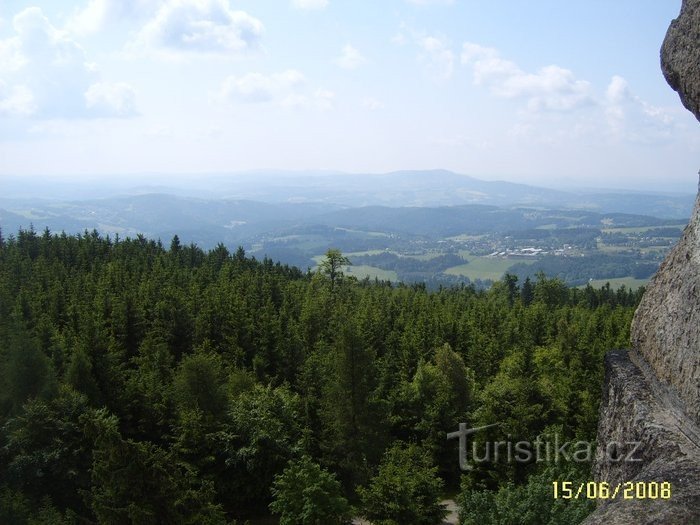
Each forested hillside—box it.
[0,228,641,524]
[1,194,688,289]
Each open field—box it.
[344,264,398,281]
[402,251,445,261]
[601,224,686,234]
[596,242,636,253]
[446,252,535,281]
[335,227,391,237]
[446,233,486,241]
[344,250,388,257]
[311,254,398,281]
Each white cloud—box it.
[0,7,136,119]
[0,35,25,71]
[218,70,333,110]
[0,82,36,116]
[312,88,334,111]
[133,0,264,57]
[281,88,334,111]
[220,70,305,103]
[418,35,454,81]
[604,75,675,143]
[606,75,631,105]
[66,0,159,35]
[291,0,329,10]
[334,44,365,70]
[85,82,138,117]
[392,25,454,81]
[391,32,407,46]
[461,42,593,112]
[361,97,384,110]
[461,43,517,83]
[66,0,111,35]
[460,42,678,144]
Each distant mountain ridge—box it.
[0,190,689,287]
[0,193,687,250]
[1,169,694,219]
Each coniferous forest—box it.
[0,228,642,524]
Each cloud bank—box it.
[132,0,264,57]
[0,7,136,119]
[461,42,593,112]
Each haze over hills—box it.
[0,170,693,288]
[2,170,695,218]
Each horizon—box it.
[1,1,699,193]
[1,169,698,197]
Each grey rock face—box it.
[630,190,700,426]
[642,0,700,426]
[584,1,700,523]
[662,0,700,121]
[636,0,700,432]
[582,351,700,525]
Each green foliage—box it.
[320,315,386,488]
[66,347,102,404]
[223,384,304,513]
[388,343,474,486]
[0,326,57,416]
[0,230,640,523]
[320,248,351,290]
[0,485,31,524]
[348,251,466,282]
[27,503,71,525]
[173,350,228,420]
[123,335,175,440]
[270,455,350,525]
[0,387,93,515]
[475,349,546,439]
[86,408,226,525]
[458,463,595,525]
[358,443,447,525]
[508,253,657,287]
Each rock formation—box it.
[583,1,700,523]
[661,0,700,122]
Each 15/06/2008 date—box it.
[552,481,671,500]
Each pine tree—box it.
[320,249,350,291]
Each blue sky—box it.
[0,0,698,191]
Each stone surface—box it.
[630,189,700,427]
[581,351,700,525]
[661,0,700,121]
[637,0,700,431]
[584,1,700,522]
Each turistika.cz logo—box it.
[447,423,642,471]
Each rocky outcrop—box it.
[583,1,700,523]
[640,0,700,427]
[661,0,700,121]
[631,189,700,427]
[583,351,700,524]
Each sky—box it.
[0,0,698,192]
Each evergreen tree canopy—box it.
[0,229,640,523]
